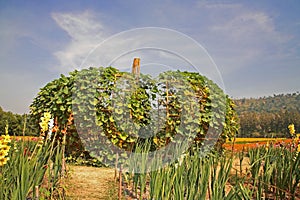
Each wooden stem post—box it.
[35,186,39,200]
[130,58,140,119]
[115,153,118,182]
[118,164,123,200]
[132,58,140,78]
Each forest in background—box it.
[0,106,38,136]
[1,92,299,138]
[235,92,300,137]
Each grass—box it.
[119,139,300,200]
[0,132,64,199]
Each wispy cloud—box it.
[52,11,109,73]
[50,3,295,99]
[195,2,293,75]
[197,1,242,9]
[51,11,222,85]
[210,12,288,43]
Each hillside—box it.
[234,92,300,137]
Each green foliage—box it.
[223,144,300,199]
[0,107,39,136]
[235,92,300,137]
[236,93,300,113]
[0,136,64,199]
[30,66,239,163]
[247,144,300,199]
[124,145,234,200]
[30,71,83,157]
[122,142,300,199]
[30,72,74,125]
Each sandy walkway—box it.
[65,165,116,200]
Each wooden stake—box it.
[130,57,140,119]
[115,153,119,182]
[118,164,123,200]
[35,186,39,200]
[61,133,67,177]
[132,58,140,78]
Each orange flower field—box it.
[223,138,298,152]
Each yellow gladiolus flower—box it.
[1,134,11,144]
[297,144,300,153]
[1,144,10,152]
[0,123,11,167]
[0,150,8,157]
[40,112,52,133]
[44,112,51,120]
[288,124,295,135]
[0,156,9,167]
[265,142,269,151]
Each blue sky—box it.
[1,0,300,114]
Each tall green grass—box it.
[124,142,236,200]
[122,141,300,199]
[0,135,64,199]
[247,144,300,199]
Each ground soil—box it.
[65,165,117,200]
[63,157,251,200]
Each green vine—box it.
[30,66,239,163]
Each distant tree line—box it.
[0,106,39,136]
[234,92,300,138]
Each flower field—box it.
[224,137,296,152]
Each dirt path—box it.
[65,165,116,200]
[64,157,250,200]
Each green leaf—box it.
[115,109,123,114]
[60,105,65,111]
[109,116,115,122]
[119,133,128,140]
[127,137,135,143]
[63,86,69,94]
[56,98,63,104]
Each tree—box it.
[0,107,39,136]
[234,92,300,137]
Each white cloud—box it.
[197,1,242,9]
[194,2,297,97]
[52,11,105,41]
[52,11,108,73]
[51,12,223,86]
[211,12,286,43]
[197,3,292,75]
[50,6,293,94]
